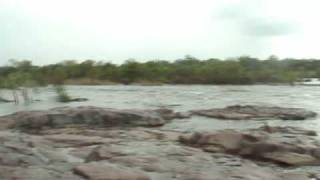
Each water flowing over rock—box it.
[191,105,317,120]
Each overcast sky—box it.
[0,0,319,65]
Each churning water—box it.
[1,85,320,133]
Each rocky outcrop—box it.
[0,106,185,132]
[0,126,319,179]
[191,105,317,120]
[179,125,320,166]
[1,106,320,179]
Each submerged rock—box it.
[0,106,184,132]
[191,105,317,120]
[67,98,89,102]
[179,125,320,167]
[0,97,14,103]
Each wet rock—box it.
[66,98,89,102]
[73,162,150,180]
[192,105,317,120]
[0,97,14,103]
[0,106,184,132]
[179,126,320,167]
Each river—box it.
[1,85,320,133]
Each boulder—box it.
[191,105,317,120]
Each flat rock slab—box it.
[191,105,317,120]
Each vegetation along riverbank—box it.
[1,56,320,88]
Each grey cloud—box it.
[242,18,296,37]
[217,0,259,20]
[218,2,297,37]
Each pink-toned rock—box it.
[179,126,320,167]
[180,130,261,153]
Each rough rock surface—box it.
[191,105,317,120]
[1,127,317,180]
[179,125,320,166]
[0,106,320,179]
[74,162,150,180]
[0,106,185,132]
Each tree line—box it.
[1,55,320,87]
